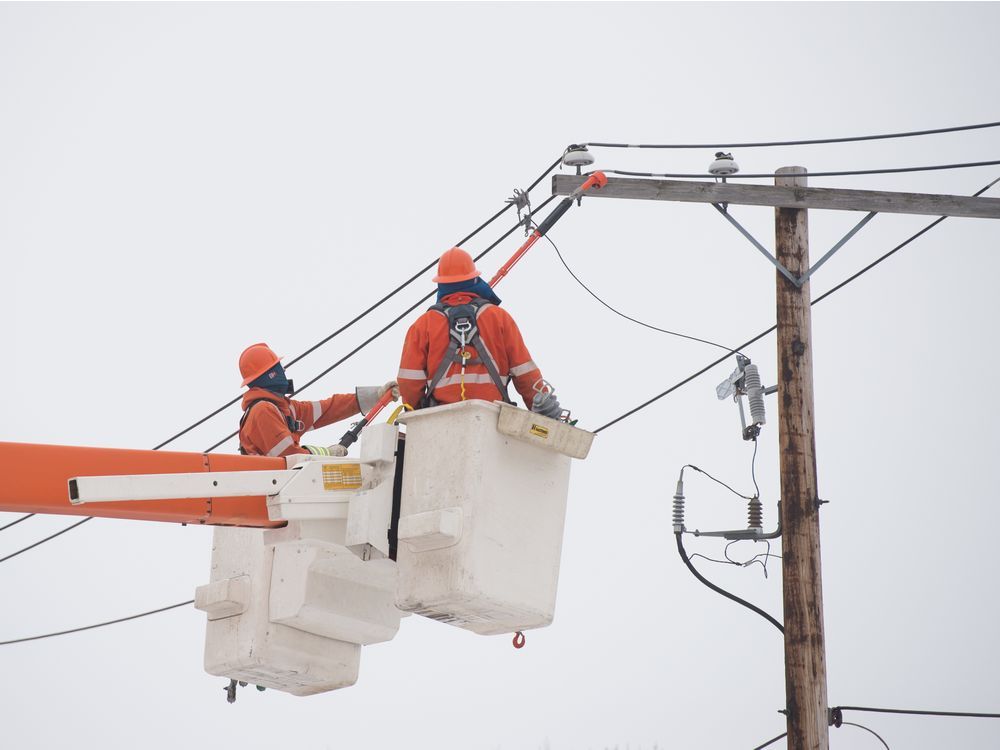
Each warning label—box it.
[529,424,550,439]
[322,463,363,491]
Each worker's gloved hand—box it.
[378,380,400,400]
[326,444,348,457]
[531,390,565,419]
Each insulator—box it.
[747,496,763,530]
[744,364,766,426]
[672,493,685,533]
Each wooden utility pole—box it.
[550,168,1000,748]
[774,166,829,750]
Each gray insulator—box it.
[744,364,766,426]
[532,391,564,419]
[747,496,763,530]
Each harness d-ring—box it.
[512,631,525,649]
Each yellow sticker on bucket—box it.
[529,424,550,439]
[322,463,363,491]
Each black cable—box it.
[0,517,91,564]
[0,600,194,645]
[750,438,760,499]
[544,233,742,356]
[203,195,558,453]
[839,722,890,749]
[593,174,1000,434]
[685,463,755,500]
[598,158,1000,180]
[675,532,784,635]
[834,705,1000,720]
[585,120,1000,149]
[1,513,35,531]
[152,155,563,452]
[750,731,787,750]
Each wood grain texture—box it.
[553,174,1000,218]
[774,168,830,750]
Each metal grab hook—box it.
[512,631,526,649]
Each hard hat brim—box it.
[432,269,481,284]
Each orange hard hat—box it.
[432,247,481,284]
[239,342,282,387]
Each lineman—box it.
[238,342,398,457]
[397,247,565,416]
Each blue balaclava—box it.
[436,276,502,305]
[250,361,294,397]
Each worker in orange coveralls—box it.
[396,247,566,417]
[237,342,398,457]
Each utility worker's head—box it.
[239,342,294,396]
[433,247,502,305]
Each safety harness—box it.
[238,398,304,455]
[422,297,515,408]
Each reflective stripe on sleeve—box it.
[398,368,428,380]
[312,401,323,422]
[266,435,294,457]
[509,360,538,377]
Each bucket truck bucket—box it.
[394,400,594,635]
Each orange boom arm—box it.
[0,442,285,527]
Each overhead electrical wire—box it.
[596,158,1000,180]
[593,173,1000,433]
[0,161,563,555]
[0,513,35,531]
[833,705,1000,720]
[839,722,891,749]
[0,600,194,645]
[750,732,787,750]
[203,195,557,452]
[153,154,563,452]
[544,233,743,355]
[585,119,1000,149]
[0,518,92,564]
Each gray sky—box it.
[2,2,999,748]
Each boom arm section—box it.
[0,442,285,527]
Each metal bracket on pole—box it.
[712,204,878,287]
[798,211,877,284]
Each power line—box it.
[592,174,1000,434]
[598,158,1000,180]
[204,195,557,452]
[585,119,1000,149]
[0,517,91,564]
[750,731,787,749]
[0,513,35,531]
[834,705,1000,720]
[0,600,194,645]
[838,722,890,749]
[153,155,563,452]
[544,233,742,356]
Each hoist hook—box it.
[512,631,526,649]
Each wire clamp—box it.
[506,188,532,235]
[512,631,526,649]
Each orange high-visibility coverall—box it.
[238,388,361,457]
[397,291,543,409]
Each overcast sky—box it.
[2,3,999,749]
